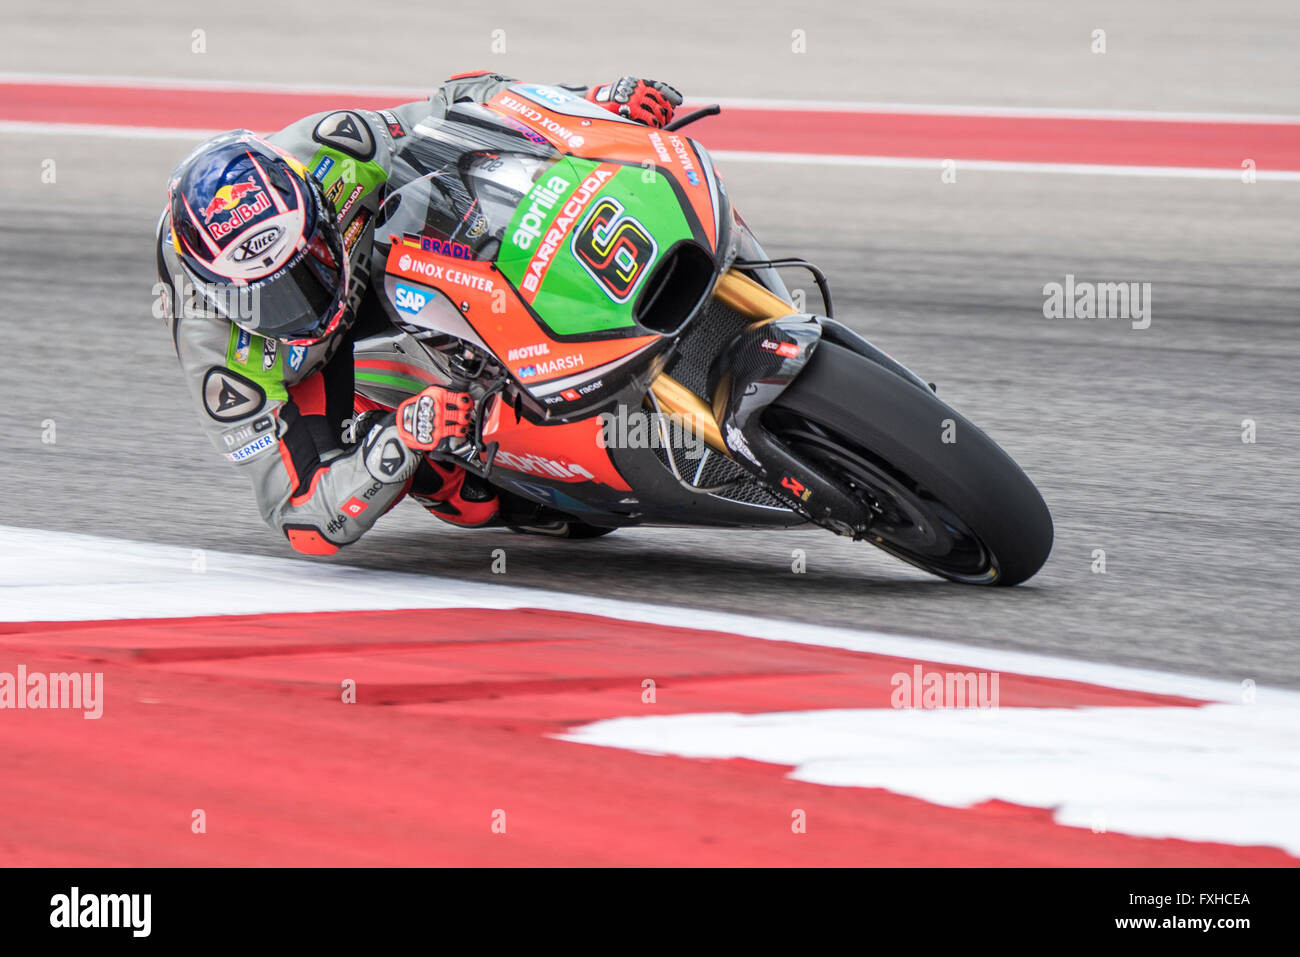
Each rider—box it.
[158,72,682,555]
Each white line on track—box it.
[1,524,1292,706]
[711,150,1300,181]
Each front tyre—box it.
[766,342,1053,585]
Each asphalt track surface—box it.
[2,0,1299,693]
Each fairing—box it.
[372,86,729,420]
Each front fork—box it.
[648,270,868,533]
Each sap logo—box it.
[394,283,427,315]
[520,84,574,106]
[287,345,308,372]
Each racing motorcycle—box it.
[355,83,1053,585]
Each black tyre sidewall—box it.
[769,341,1053,585]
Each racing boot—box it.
[409,459,500,527]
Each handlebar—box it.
[663,104,721,132]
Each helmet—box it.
[167,130,350,345]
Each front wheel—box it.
[765,342,1053,585]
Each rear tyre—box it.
[767,342,1053,585]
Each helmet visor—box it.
[244,236,347,342]
[185,205,349,343]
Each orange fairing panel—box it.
[481,396,631,491]
[384,244,659,385]
[485,89,717,250]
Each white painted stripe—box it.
[710,150,1300,181]
[2,72,1297,123]
[561,704,1300,854]
[0,525,1291,707]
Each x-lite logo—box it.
[572,197,657,303]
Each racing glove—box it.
[396,385,474,452]
[586,77,683,128]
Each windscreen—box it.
[374,103,560,264]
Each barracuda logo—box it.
[519,167,614,301]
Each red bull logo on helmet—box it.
[203,177,272,241]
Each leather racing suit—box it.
[156,71,585,556]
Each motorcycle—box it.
[355,83,1053,585]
